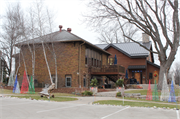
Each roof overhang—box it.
[128,65,146,69]
[147,61,160,68]
[15,37,111,56]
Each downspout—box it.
[145,60,147,84]
[79,41,85,88]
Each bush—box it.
[116,78,124,87]
[82,91,93,96]
[90,78,98,87]
[116,92,121,97]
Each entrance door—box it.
[135,72,140,83]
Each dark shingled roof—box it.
[95,42,151,58]
[15,30,111,55]
[16,30,84,45]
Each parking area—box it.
[0,97,179,119]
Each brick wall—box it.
[16,42,79,88]
[15,42,109,88]
[147,63,160,84]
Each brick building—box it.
[14,27,159,91]
[14,27,125,89]
[96,33,160,84]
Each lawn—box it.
[94,100,179,109]
[11,95,78,102]
[1,89,79,102]
[118,97,180,105]
[0,89,80,97]
[125,89,180,96]
[0,88,15,94]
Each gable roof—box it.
[95,42,151,58]
[147,60,160,68]
[15,30,111,55]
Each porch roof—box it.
[128,65,146,69]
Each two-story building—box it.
[14,26,125,90]
[95,33,160,84]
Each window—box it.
[83,78,86,87]
[109,58,114,65]
[85,48,102,67]
[66,76,71,87]
[34,79,37,84]
[149,73,153,79]
[85,56,88,65]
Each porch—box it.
[90,65,125,75]
[89,65,125,87]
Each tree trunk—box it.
[157,65,165,90]
[42,41,53,84]
[157,64,170,90]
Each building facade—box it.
[96,33,160,84]
[15,29,112,88]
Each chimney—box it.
[67,28,71,33]
[142,33,149,43]
[59,25,63,32]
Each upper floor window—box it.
[85,48,102,67]
[109,58,114,65]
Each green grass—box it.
[94,100,178,109]
[118,97,180,104]
[125,89,180,96]
[0,88,14,94]
[11,95,78,102]
[0,89,79,97]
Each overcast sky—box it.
[0,0,179,70]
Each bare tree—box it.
[24,0,57,89]
[0,3,26,76]
[97,21,139,43]
[174,63,180,85]
[85,0,179,90]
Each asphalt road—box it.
[0,97,179,119]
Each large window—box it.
[66,76,71,87]
[85,48,102,67]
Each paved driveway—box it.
[0,97,179,119]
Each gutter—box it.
[78,41,85,88]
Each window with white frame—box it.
[66,76,71,87]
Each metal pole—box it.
[123,84,124,105]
